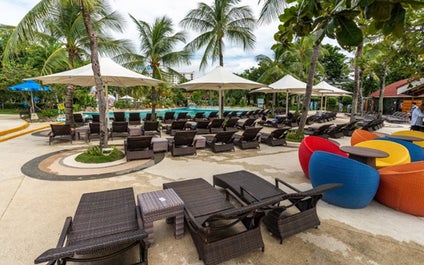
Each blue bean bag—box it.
[375,138,424,162]
[309,151,380,209]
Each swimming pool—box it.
[83,107,248,120]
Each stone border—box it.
[22,148,165,181]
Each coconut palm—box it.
[3,0,130,133]
[125,15,191,120]
[180,0,256,69]
[257,0,287,24]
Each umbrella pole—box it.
[285,92,289,114]
[219,89,223,118]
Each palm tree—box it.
[180,0,256,69]
[126,15,191,120]
[257,0,287,24]
[3,0,130,131]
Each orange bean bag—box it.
[376,161,424,216]
[350,129,380,146]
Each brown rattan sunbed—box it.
[163,178,280,265]
[34,187,148,265]
[213,170,342,243]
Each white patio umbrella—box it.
[314,81,352,110]
[29,58,164,125]
[251,74,309,114]
[177,66,264,118]
[30,58,162,87]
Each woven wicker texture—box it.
[298,135,348,178]
[377,161,424,216]
[163,178,266,265]
[350,129,379,146]
[355,139,410,168]
[309,151,379,209]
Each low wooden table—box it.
[340,146,389,168]
[137,189,184,246]
[74,126,89,142]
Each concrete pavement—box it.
[0,113,423,265]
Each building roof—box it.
[368,79,410,98]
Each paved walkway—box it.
[0,114,423,265]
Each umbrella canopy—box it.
[178,66,264,117]
[314,81,352,110]
[30,58,163,87]
[8,80,51,92]
[314,81,351,95]
[9,80,52,114]
[121,95,134,100]
[251,74,309,114]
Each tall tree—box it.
[180,0,256,115]
[2,0,129,131]
[126,15,191,120]
[180,0,256,69]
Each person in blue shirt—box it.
[410,103,424,131]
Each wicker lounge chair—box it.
[125,136,154,161]
[164,120,187,136]
[304,123,333,138]
[194,120,211,134]
[72,113,86,127]
[192,112,205,121]
[176,112,188,120]
[142,121,161,137]
[206,131,236,153]
[237,118,256,130]
[110,121,129,140]
[233,127,263,149]
[129,112,141,125]
[88,122,101,142]
[208,118,225,133]
[91,114,100,123]
[213,170,341,243]
[34,187,148,265]
[163,111,176,124]
[170,130,197,156]
[260,127,289,146]
[48,124,75,145]
[163,178,277,265]
[114,111,126,122]
[223,117,239,132]
[206,111,219,120]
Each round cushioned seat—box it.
[350,129,379,146]
[355,140,410,168]
[298,136,348,178]
[309,151,380,209]
[391,130,424,147]
[375,138,424,162]
[377,161,424,216]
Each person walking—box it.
[410,103,424,131]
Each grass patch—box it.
[286,131,305,142]
[75,146,125,163]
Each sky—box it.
[0,0,283,78]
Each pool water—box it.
[83,107,247,120]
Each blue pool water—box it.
[83,107,247,120]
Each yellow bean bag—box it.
[355,140,411,168]
[391,130,424,147]
[350,129,380,146]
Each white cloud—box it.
[0,0,280,76]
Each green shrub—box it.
[40,109,58,117]
[286,131,304,142]
[75,146,125,163]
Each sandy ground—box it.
[0,113,423,265]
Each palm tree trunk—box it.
[65,85,73,125]
[378,69,386,119]
[151,87,157,120]
[352,42,363,122]
[297,42,321,133]
[81,1,108,148]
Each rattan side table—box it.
[137,188,184,246]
